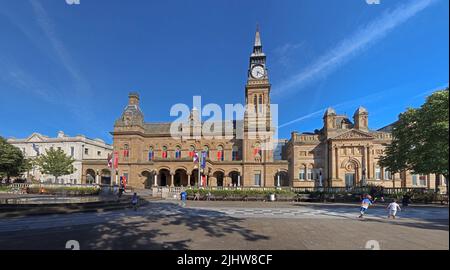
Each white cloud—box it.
[273,0,438,97]
[273,42,304,68]
[278,82,447,130]
[29,0,91,97]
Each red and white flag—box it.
[193,152,199,163]
[107,153,112,168]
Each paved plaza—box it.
[0,201,448,250]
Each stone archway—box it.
[229,171,240,187]
[142,171,153,189]
[342,159,360,188]
[175,169,188,187]
[214,171,225,187]
[274,171,289,187]
[159,169,171,187]
[86,169,96,185]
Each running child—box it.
[359,195,373,219]
[387,199,401,219]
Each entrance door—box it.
[345,173,355,188]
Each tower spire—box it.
[254,24,262,47]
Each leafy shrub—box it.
[185,188,295,199]
[26,186,100,196]
[0,185,12,192]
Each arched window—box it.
[189,146,195,158]
[375,166,381,180]
[162,146,168,159]
[232,146,240,161]
[203,146,209,158]
[299,167,306,180]
[253,143,262,157]
[175,146,181,159]
[148,147,154,161]
[217,146,224,161]
[383,168,392,180]
[307,166,313,180]
[123,144,129,157]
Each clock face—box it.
[251,65,265,79]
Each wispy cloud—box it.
[0,1,98,131]
[278,83,447,130]
[29,0,91,97]
[273,0,438,97]
[273,42,304,68]
[411,82,449,99]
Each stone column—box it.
[361,146,366,186]
[96,174,99,185]
[154,173,157,187]
[335,146,339,180]
[187,174,191,187]
[238,174,241,187]
[262,170,265,187]
[277,170,280,187]
[170,173,175,187]
[330,144,335,180]
[366,146,370,179]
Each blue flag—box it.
[201,151,207,169]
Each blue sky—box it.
[0,0,448,144]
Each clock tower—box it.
[244,26,274,163]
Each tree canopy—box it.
[0,136,28,180]
[380,88,449,179]
[34,148,76,181]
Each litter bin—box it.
[269,194,276,202]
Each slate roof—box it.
[143,120,244,135]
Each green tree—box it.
[380,88,449,181]
[34,148,76,182]
[0,136,27,181]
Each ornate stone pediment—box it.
[25,133,47,142]
[331,129,374,141]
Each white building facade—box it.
[7,131,112,184]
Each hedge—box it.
[27,186,101,196]
[0,186,12,193]
[185,188,296,197]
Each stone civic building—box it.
[8,131,112,184]
[83,29,447,192]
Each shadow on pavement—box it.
[0,201,270,250]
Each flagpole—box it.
[198,151,202,189]
[112,150,115,189]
